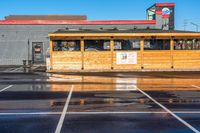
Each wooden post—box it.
[110,39,114,69]
[140,38,144,69]
[49,40,53,70]
[81,39,84,70]
[170,38,174,69]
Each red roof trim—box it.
[155,10,162,15]
[156,3,175,7]
[162,14,170,18]
[0,20,156,25]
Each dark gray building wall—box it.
[0,24,157,65]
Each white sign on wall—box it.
[116,52,137,64]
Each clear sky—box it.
[1,0,200,31]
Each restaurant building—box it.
[48,30,200,72]
[1,2,200,71]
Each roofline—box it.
[48,32,200,37]
[155,3,175,7]
[0,20,156,25]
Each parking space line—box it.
[66,111,200,114]
[3,68,12,72]
[192,85,200,89]
[9,67,22,72]
[0,85,13,92]
[55,85,74,133]
[0,112,62,115]
[136,86,200,133]
[1,111,200,115]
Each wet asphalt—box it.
[0,70,200,133]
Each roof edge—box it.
[0,20,156,25]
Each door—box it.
[32,42,44,64]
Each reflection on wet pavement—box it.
[0,84,70,113]
[68,91,163,112]
[0,72,200,133]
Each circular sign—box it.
[162,7,171,15]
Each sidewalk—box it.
[0,65,46,73]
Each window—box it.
[174,39,200,50]
[147,6,156,20]
[53,40,80,51]
[114,39,140,51]
[144,39,170,50]
[84,40,110,51]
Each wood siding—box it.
[52,52,82,70]
[84,51,112,70]
[173,50,200,69]
[143,51,172,69]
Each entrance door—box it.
[32,42,44,64]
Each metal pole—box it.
[28,39,30,61]
[183,19,188,31]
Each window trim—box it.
[52,40,81,52]
[114,39,141,51]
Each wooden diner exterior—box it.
[48,30,200,72]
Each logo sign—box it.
[162,7,170,15]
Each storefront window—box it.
[53,40,80,51]
[174,39,200,50]
[84,40,110,51]
[144,39,170,50]
[114,39,140,51]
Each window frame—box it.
[84,40,111,51]
[174,39,200,50]
[144,39,170,50]
[114,39,141,51]
[52,40,81,52]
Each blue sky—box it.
[1,0,200,31]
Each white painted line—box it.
[192,85,200,89]
[67,111,200,114]
[136,86,200,133]
[174,111,200,114]
[55,85,74,133]
[0,112,62,115]
[0,85,13,92]
[3,68,12,72]
[10,67,21,72]
[1,111,200,115]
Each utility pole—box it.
[191,22,199,32]
[183,19,188,31]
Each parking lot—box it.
[0,70,200,133]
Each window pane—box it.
[84,40,110,51]
[174,39,200,50]
[144,39,170,50]
[114,39,140,51]
[53,40,80,51]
